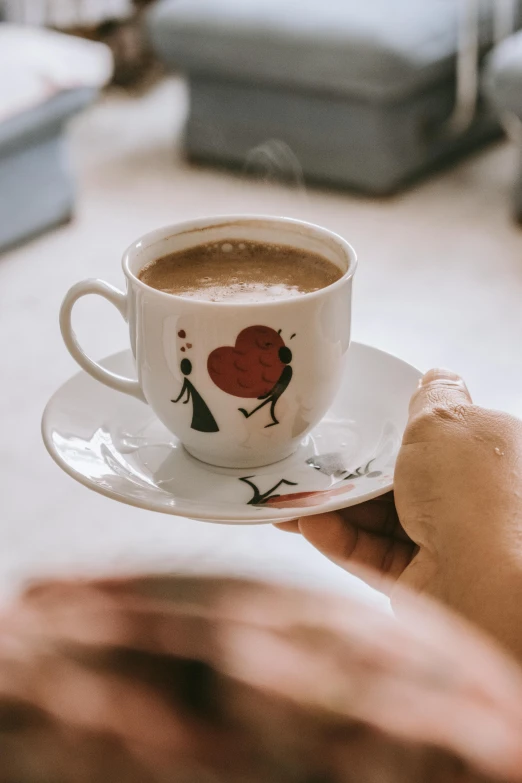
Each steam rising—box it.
[243,139,307,201]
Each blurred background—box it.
[1,0,522,602]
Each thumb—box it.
[409,368,472,420]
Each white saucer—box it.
[42,343,421,524]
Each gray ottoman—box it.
[0,87,96,253]
[483,30,522,221]
[147,0,520,195]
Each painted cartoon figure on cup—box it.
[172,331,219,433]
[238,340,292,428]
[208,325,294,428]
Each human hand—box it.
[275,370,469,593]
[277,369,522,657]
[275,490,415,593]
[394,368,522,655]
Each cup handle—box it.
[59,279,146,403]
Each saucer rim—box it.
[42,343,422,524]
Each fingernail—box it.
[420,368,462,387]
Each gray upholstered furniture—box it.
[483,30,522,221]
[147,0,521,194]
[0,87,95,253]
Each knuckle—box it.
[423,386,466,416]
[404,405,474,444]
[404,403,517,447]
[431,402,469,423]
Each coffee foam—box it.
[138,240,341,302]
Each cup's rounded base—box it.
[183,444,299,470]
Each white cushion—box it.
[0,25,113,123]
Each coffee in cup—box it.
[138,240,342,302]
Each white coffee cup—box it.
[60,215,356,468]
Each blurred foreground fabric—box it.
[1,573,522,782]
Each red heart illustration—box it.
[208,325,286,398]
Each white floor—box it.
[1,77,522,601]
